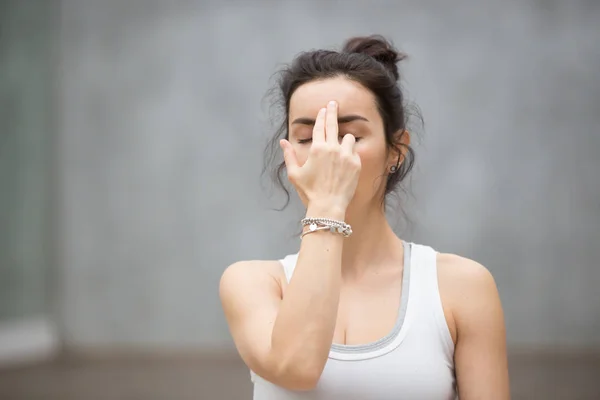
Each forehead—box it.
[288,77,379,119]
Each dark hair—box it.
[263,35,418,210]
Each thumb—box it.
[280,139,299,175]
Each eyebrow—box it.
[291,114,369,125]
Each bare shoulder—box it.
[219,259,287,305]
[220,259,286,284]
[436,252,497,292]
[219,260,285,294]
[437,253,509,397]
[436,252,504,338]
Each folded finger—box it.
[340,133,356,155]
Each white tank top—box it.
[251,242,457,400]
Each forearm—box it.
[270,203,346,386]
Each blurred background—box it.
[1,0,599,399]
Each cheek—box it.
[356,144,387,173]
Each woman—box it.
[220,35,510,399]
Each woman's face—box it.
[287,76,395,209]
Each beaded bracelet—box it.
[300,217,353,238]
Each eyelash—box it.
[298,136,361,144]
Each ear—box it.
[388,129,411,168]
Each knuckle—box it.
[340,152,353,163]
[315,144,336,154]
[326,144,339,154]
[310,143,326,154]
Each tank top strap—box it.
[409,243,437,281]
[279,253,299,283]
[409,243,455,357]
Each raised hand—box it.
[280,101,361,213]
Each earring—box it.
[390,155,402,174]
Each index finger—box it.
[312,107,327,143]
[325,101,339,144]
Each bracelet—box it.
[300,217,353,238]
[300,226,332,238]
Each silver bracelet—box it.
[300,226,332,238]
[300,217,353,238]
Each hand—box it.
[280,101,361,213]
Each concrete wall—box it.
[56,0,600,349]
[0,0,59,366]
[0,0,55,322]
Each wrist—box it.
[305,202,347,221]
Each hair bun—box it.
[342,35,406,81]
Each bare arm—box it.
[221,101,360,390]
[220,206,345,390]
[271,205,346,382]
[440,255,510,399]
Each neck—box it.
[340,202,403,279]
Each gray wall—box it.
[56,0,600,349]
[0,0,55,322]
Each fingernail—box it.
[329,101,337,107]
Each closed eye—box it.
[298,136,361,144]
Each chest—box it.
[333,273,403,345]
